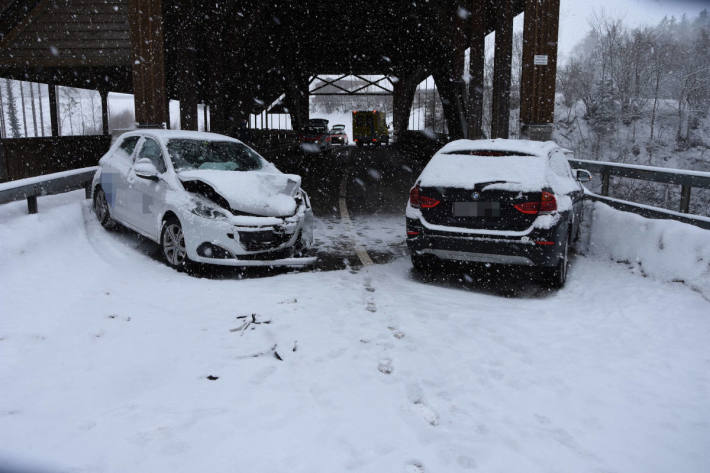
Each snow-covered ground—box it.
[1,192,709,473]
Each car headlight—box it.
[299,189,311,209]
[190,199,229,220]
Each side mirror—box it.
[575,169,592,183]
[134,158,159,181]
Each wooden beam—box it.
[491,0,513,139]
[0,0,50,50]
[519,0,560,140]
[48,84,58,137]
[100,89,109,135]
[467,0,486,139]
[128,0,168,127]
[392,70,425,139]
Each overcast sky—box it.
[555,0,710,59]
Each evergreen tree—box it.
[3,79,21,137]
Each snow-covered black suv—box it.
[406,139,591,287]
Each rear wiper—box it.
[474,180,508,191]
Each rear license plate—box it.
[453,202,500,217]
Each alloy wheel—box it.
[162,222,186,267]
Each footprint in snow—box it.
[456,455,477,469]
[366,300,377,313]
[413,401,439,426]
[378,359,393,375]
[388,326,405,339]
[404,461,425,473]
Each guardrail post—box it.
[84,182,92,199]
[27,195,38,214]
[680,184,691,213]
[601,170,610,196]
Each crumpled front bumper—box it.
[183,205,316,267]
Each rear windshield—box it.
[442,150,535,157]
[305,126,326,134]
[167,139,263,172]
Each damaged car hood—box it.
[179,169,302,217]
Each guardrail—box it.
[568,158,710,213]
[569,158,710,230]
[0,167,96,214]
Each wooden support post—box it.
[392,72,422,140]
[601,170,610,196]
[27,195,37,214]
[285,74,309,134]
[100,90,109,135]
[128,0,168,127]
[467,1,486,139]
[520,0,560,140]
[203,104,209,131]
[680,185,691,213]
[433,71,466,140]
[491,0,513,139]
[48,84,59,136]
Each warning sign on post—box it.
[534,55,549,66]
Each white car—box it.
[92,130,315,270]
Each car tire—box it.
[411,253,436,275]
[93,187,116,229]
[160,216,190,271]
[545,236,569,289]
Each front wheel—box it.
[160,217,189,271]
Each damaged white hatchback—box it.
[91,130,315,270]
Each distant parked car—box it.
[92,130,315,270]
[329,124,348,145]
[405,139,591,288]
[298,124,332,153]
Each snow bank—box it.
[2,192,710,473]
[584,201,710,298]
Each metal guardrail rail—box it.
[584,192,710,230]
[0,167,96,214]
[568,158,710,213]
[569,158,710,230]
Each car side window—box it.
[137,138,167,173]
[549,150,573,179]
[115,136,140,161]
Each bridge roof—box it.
[0,0,524,80]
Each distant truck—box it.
[352,110,389,146]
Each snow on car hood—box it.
[178,169,301,217]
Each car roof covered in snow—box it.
[437,138,562,157]
[416,139,569,191]
[119,129,241,144]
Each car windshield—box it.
[305,126,326,134]
[166,139,263,171]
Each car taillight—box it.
[513,191,557,215]
[539,191,557,213]
[409,185,439,209]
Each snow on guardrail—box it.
[0,166,97,213]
